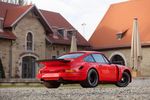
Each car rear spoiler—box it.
[36,59,71,63]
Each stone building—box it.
[0,2,90,79]
[89,0,150,76]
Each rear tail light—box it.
[65,69,76,73]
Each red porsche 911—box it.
[37,51,132,88]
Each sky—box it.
[29,0,127,40]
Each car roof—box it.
[70,51,103,54]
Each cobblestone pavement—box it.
[0,78,150,100]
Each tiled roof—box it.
[0,2,18,18]
[0,2,90,47]
[0,2,32,27]
[0,2,32,39]
[41,10,90,46]
[4,5,32,27]
[47,32,90,46]
[41,10,74,29]
[0,31,16,40]
[89,0,150,50]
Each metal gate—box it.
[22,56,36,78]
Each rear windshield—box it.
[58,53,84,59]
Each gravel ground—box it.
[0,78,150,100]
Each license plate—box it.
[42,73,59,78]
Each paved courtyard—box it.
[0,78,150,100]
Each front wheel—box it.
[43,81,60,88]
[80,69,99,88]
[116,72,130,87]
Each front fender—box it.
[117,66,132,82]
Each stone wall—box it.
[11,11,46,78]
[101,49,131,66]
[46,44,86,59]
[100,48,150,76]
[140,48,150,76]
[0,40,11,78]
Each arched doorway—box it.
[0,59,5,78]
[110,55,125,65]
[22,56,36,78]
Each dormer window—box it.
[116,32,123,40]
[0,17,4,32]
[58,28,68,40]
[67,30,73,37]
[68,29,77,37]
[116,29,128,40]
[58,28,64,36]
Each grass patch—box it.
[0,83,43,88]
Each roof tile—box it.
[0,2,90,46]
[89,0,150,49]
[0,31,16,40]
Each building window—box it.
[57,51,59,57]
[116,33,123,40]
[67,29,77,36]
[58,28,64,36]
[110,55,125,65]
[0,20,2,29]
[63,47,66,52]
[52,56,56,59]
[26,32,33,51]
[53,46,55,51]
[57,28,69,39]
[116,29,128,40]
[0,18,4,32]
[67,30,73,37]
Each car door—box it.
[92,53,117,82]
[84,54,97,69]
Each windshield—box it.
[58,53,84,59]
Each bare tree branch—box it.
[0,0,27,5]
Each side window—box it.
[84,55,95,62]
[92,54,107,63]
[103,55,110,64]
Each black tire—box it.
[116,72,130,87]
[43,81,60,88]
[80,69,99,88]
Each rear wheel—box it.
[116,72,130,87]
[43,81,60,88]
[80,69,99,88]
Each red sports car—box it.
[37,51,132,88]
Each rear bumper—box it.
[37,72,85,82]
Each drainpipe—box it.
[8,40,13,78]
